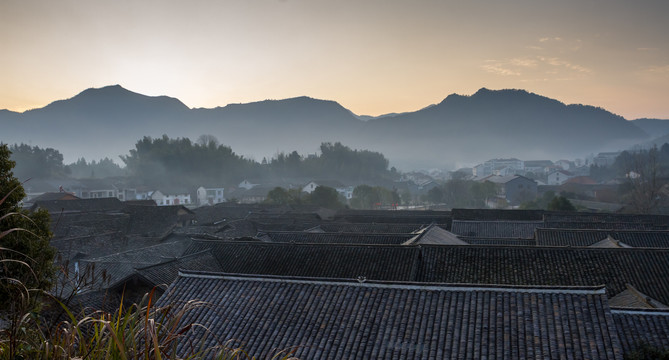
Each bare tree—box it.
[624,146,663,214]
[196,134,220,148]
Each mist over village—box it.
[2,1,669,359]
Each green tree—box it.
[471,181,497,207]
[307,186,344,209]
[9,143,68,179]
[0,144,56,313]
[520,191,556,209]
[265,187,292,205]
[547,196,576,211]
[350,185,381,209]
[426,186,444,204]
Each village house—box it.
[302,180,355,200]
[547,169,575,185]
[196,186,225,206]
[238,179,260,190]
[150,189,192,206]
[481,174,538,206]
[473,158,524,178]
[523,160,553,175]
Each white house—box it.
[336,186,355,200]
[523,160,553,175]
[238,180,259,190]
[474,158,524,178]
[547,170,575,185]
[302,181,353,200]
[150,190,192,206]
[555,160,572,171]
[197,187,225,206]
[302,180,346,194]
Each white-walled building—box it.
[547,170,575,185]
[197,187,225,206]
[150,190,192,206]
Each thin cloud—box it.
[510,58,538,68]
[482,56,590,78]
[539,37,563,43]
[481,62,521,76]
[645,64,669,74]
[537,56,591,73]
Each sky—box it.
[1,0,669,119]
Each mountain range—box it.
[1,85,667,170]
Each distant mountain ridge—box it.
[0,85,654,169]
[631,118,669,137]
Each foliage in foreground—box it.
[624,342,669,360]
[1,144,56,312]
[0,285,299,359]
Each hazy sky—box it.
[2,0,668,119]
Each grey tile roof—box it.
[192,204,292,225]
[608,284,669,309]
[158,273,623,359]
[80,236,193,288]
[32,197,125,214]
[544,212,669,225]
[183,241,418,281]
[458,237,538,246]
[183,242,669,305]
[419,246,669,305]
[612,309,669,354]
[408,226,467,245]
[124,205,193,238]
[451,208,544,221]
[536,229,669,248]
[310,222,429,234]
[136,251,223,288]
[257,231,417,245]
[543,221,667,230]
[451,220,543,239]
[334,209,451,225]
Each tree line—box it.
[5,135,395,189]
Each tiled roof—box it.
[80,236,193,288]
[450,220,543,239]
[308,222,428,234]
[136,251,223,288]
[183,241,418,281]
[158,273,622,359]
[451,208,544,221]
[543,221,666,230]
[192,203,289,224]
[334,209,451,225]
[544,212,669,225]
[50,212,131,238]
[124,205,193,238]
[612,309,669,354]
[608,284,669,309]
[536,229,669,248]
[257,231,417,245]
[419,246,669,305]
[29,192,80,202]
[183,242,669,305]
[458,237,538,246]
[31,197,124,214]
[408,226,467,245]
[248,221,309,231]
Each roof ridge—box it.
[136,249,212,271]
[176,270,607,294]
